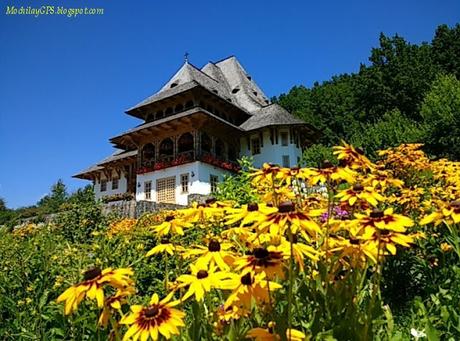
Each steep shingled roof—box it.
[73,149,137,179]
[128,56,270,113]
[239,103,307,131]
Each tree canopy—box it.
[274,23,460,160]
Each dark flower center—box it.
[278,201,295,213]
[380,229,391,236]
[144,305,160,318]
[321,160,333,169]
[208,239,221,252]
[353,183,364,192]
[254,247,269,259]
[370,209,384,219]
[247,203,259,212]
[450,200,460,210]
[349,238,360,245]
[83,267,102,281]
[240,273,254,285]
[196,270,209,279]
[160,237,170,244]
[165,215,175,222]
[356,147,364,155]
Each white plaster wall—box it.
[240,128,303,168]
[94,171,128,200]
[135,162,229,205]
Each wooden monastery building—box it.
[74,56,318,205]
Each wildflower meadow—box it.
[1,142,460,340]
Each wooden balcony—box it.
[136,151,239,174]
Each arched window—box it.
[159,138,174,159]
[175,104,184,113]
[215,139,225,159]
[142,143,155,165]
[156,110,164,119]
[201,133,212,153]
[178,133,194,153]
[165,107,173,116]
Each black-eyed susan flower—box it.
[183,238,234,271]
[120,292,185,341]
[255,201,322,237]
[333,141,374,171]
[175,264,232,301]
[146,238,184,257]
[225,203,277,227]
[353,208,414,233]
[221,272,281,309]
[234,247,285,279]
[153,215,192,236]
[57,267,134,315]
[420,200,460,226]
[335,183,385,207]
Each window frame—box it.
[180,173,189,194]
[210,174,219,193]
[100,179,107,192]
[144,181,152,200]
[282,155,290,168]
[281,131,289,146]
[251,137,261,155]
[112,177,119,190]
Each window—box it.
[282,155,290,168]
[112,178,119,190]
[210,175,219,193]
[180,173,189,193]
[281,132,289,146]
[100,179,107,192]
[251,137,261,155]
[144,181,152,200]
[157,176,176,203]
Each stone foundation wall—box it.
[102,200,184,218]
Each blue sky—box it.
[0,0,459,208]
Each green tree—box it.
[420,74,460,159]
[350,109,424,158]
[38,179,68,213]
[432,24,460,80]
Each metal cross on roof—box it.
[184,52,189,63]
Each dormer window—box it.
[231,87,240,94]
[170,82,178,88]
[247,75,252,80]
[253,91,258,97]
[212,89,218,94]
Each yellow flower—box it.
[153,215,192,236]
[221,272,282,309]
[335,183,385,207]
[440,242,453,253]
[98,287,135,328]
[354,208,414,233]
[420,200,460,226]
[246,322,280,340]
[57,267,134,315]
[183,239,234,271]
[255,201,322,237]
[286,328,306,341]
[175,264,232,301]
[120,292,185,340]
[333,141,374,171]
[225,203,277,227]
[234,247,285,279]
[272,235,320,271]
[146,239,184,257]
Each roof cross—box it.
[184,52,189,63]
